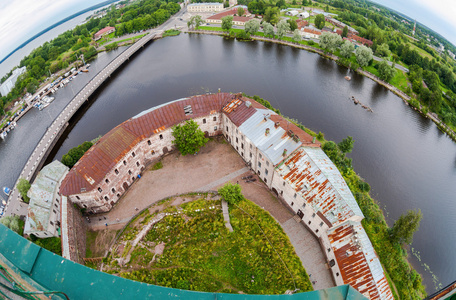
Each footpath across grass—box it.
[104,195,312,294]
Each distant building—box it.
[187,3,223,12]
[0,66,26,97]
[325,16,358,35]
[93,26,115,41]
[206,7,253,26]
[298,11,310,18]
[24,161,69,238]
[229,0,238,7]
[286,10,299,16]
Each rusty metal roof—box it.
[24,161,68,234]
[276,147,363,226]
[60,93,235,196]
[223,97,257,127]
[328,221,394,300]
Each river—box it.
[2,33,454,292]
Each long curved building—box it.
[59,93,393,299]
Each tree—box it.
[276,19,290,39]
[61,141,93,168]
[263,22,274,37]
[342,25,348,38]
[389,209,422,245]
[263,7,279,25]
[245,19,260,35]
[340,40,355,58]
[237,7,245,17]
[355,45,373,67]
[377,60,396,82]
[319,32,342,53]
[314,14,325,30]
[337,136,354,154]
[172,120,208,156]
[218,182,244,205]
[221,16,233,31]
[17,178,31,203]
[302,0,308,5]
[0,216,23,235]
[287,19,298,32]
[293,29,302,43]
[375,43,390,58]
[187,15,203,30]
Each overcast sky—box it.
[0,0,455,63]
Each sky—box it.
[0,0,455,63]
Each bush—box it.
[17,178,31,203]
[218,183,244,205]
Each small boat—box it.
[82,69,89,73]
[3,187,11,196]
[0,132,7,140]
[345,76,351,81]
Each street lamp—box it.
[80,54,86,66]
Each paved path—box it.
[196,166,249,191]
[221,200,233,232]
[281,217,334,290]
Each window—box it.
[250,144,252,149]
[213,116,217,121]
[264,178,267,183]
[44,232,48,236]
[214,126,217,131]
[151,150,155,155]
[203,118,206,124]
[302,203,306,208]
[241,135,244,140]
[115,169,119,175]
[258,162,262,168]
[291,202,294,206]
[148,140,151,145]
[112,188,116,193]
[136,162,140,167]
[52,210,56,214]
[76,196,80,200]
[241,152,244,157]
[54,204,58,208]
[98,187,102,193]
[159,134,163,140]
[266,161,269,166]
[105,179,110,184]
[50,221,54,225]
[83,204,87,208]
[236,146,239,151]
[258,170,261,176]
[294,193,297,198]
[308,221,311,225]
[283,181,285,186]
[56,199,59,203]
[327,248,331,253]
[312,213,316,218]
[249,153,252,158]
[132,152,135,157]
[316,229,319,233]
[117,194,120,198]
[236,137,239,143]
[105,196,109,201]
[128,170,132,175]
[265,169,268,175]
[241,143,244,149]
[236,129,238,134]
[259,153,262,159]
[132,177,135,181]
[320,222,324,227]
[123,160,127,165]
[226,126,228,132]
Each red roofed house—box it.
[206,7,254,26]
[94,26,115,41]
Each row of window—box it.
[202,116,217,124]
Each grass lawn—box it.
[105,196,312,294]
[116,33,147,44]
[390,70,409,92]
[407,42,434,60]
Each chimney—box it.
[265,128,270,136]
[274,122,280,129]
[245,101,251,108]
[283,149,287,157]
[263,113,270,121]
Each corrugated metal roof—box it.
[276,147,363,226]
[24,161,68,234]
[60,93,234,196]
[239,111,303,165]
[223,97,257,127]
[328,221,394,300]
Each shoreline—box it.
[187,29,456,143]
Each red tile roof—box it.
[94,27,115,37]
[207,8,253,22]
[60,93,235,196]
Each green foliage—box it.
[263,7,279,25]
[276,19,290,39]
[0,216,24,235]
[151,161,163,170]
[287,19,298,32]
[389,209,422,245]
[292,29,302,43]
[105,42,119,51]
[17,178,31,203]
[319,32,342,53]
[340,40,354,59]
[244,19,260,35]
[188,15,203,29]
[61,141,93,168]
[237,7,245,17]
[375,43,391,58]
[218,183,244,205]
[314,14,325,30]
[342,26,348,38]
[33,237,62,255]
[117,198,312,294]
[377,60,396,82]
[355,45,373,67]
[337,136,354,154]
[221,16,234,31]
[171,119,208,156]
[262,22,274,38]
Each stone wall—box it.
[61,196,87,264]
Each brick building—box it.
[93,26,115,41]
[59,93,393,299]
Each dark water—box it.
[4,34,455,292]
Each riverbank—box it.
[187,29,456,143]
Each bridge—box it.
[5,31,161,217]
